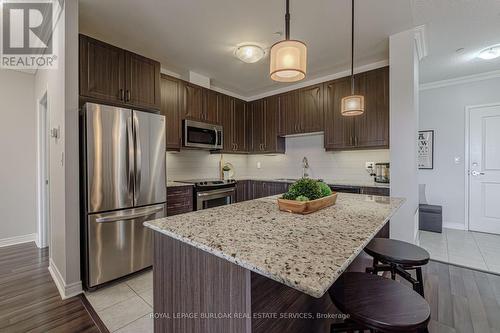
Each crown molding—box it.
[420,69,500,91]
[244,60,389,101]
[162,60,390,102]
[414,25,428,61]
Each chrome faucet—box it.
[302,157,309,178]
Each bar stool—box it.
[364,238,430,297]
[329,272,430,333]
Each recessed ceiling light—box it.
[478,44,500,60]
[234,44,265,63]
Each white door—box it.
[469,104,500,234]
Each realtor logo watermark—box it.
[1,0,58,69]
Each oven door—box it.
[184,120,223,149]
[196,187,235,210]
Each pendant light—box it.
[270,0,307,82]
[341,0,365,116]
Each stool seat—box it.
[364,238,430,267]
[329,272,430,332]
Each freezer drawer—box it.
[87,204,165,287]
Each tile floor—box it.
[85,269,154,333]
[419,228,500,274]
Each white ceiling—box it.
[79,0,500,98]
[413,0,500,84]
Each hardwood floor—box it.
[1,242,499,333]
[423,260,500,333]
[0,242,106,333]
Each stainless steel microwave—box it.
[183,120,223,150]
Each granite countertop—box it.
[166,181,193,188]
[144,193,404,298]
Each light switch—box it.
[257,162,261,169]
[454,156,461,165]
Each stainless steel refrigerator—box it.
[80,102,166,289]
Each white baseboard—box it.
[0,233,37,247]
[48,258,83,300]
[443,222,466,230]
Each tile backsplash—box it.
[167,134,389,182]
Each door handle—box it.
[96,205,164,223]
[214,127,218,148]
[471,171,485,176]
[126,117,134,201]
[134,115,142,204]
[119,89,125,101]
[126,90,131,102]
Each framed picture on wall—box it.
[418,130,434,169]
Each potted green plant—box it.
[278,178,337,214]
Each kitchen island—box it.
[145,193,404,333]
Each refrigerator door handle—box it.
[133,114,142,205]
[127,117,134,201]
[95,205,164,223]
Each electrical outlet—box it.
[365,162,374,169]
[257,162,261,169]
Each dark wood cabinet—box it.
[249,96,285,154]
[360,186,390,196]
[250,181,289,199]
[354,67,389,149]
[279,85,323,135]
[79,34,160,111]
[182,83,204,121]
[324,67,389,151]
[279,91,299,135]
[160,75,182,151]
[236,180,251,202]
[299,84,324,133]
[324,77,356,150]
[204,89,220,124]
[79,35,125,104]
[125,52,161,110]
[166,186,193,216]
[232,98,248,152]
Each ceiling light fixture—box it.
[341,0,364,117]
[269,0,307,82]
[478,44,500,60]
[235,44,265,63]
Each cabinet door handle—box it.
[355,136,358,146]
[119,89,124,101]
[126,90,131,102]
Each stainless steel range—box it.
[178,179,236,211]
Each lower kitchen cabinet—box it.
[166,186,193,216]
[360,186,390,197]
[250,181,289,199]
[236,180,251,203]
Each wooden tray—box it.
[277,193,338,215]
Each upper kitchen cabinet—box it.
[278,90,299,135]
[279,84,324,135]
[79,35,161,111]
[182,82,204,121]
[160,74,182,151]
[354,67,389,149]
[124,52,161,110]
[232,98,249,152]
[250,96,285,154]
[204,89,220,124]
[79,35,125,104]
[299,84,324,133]
[324,67,389,151]
[324,77,356,150]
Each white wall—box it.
[0,70,37,243]
[419,76,500,230]
[246,134,389,182]
[167,134,389,183]
[34,0,81,298]
[389,29,420,243]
